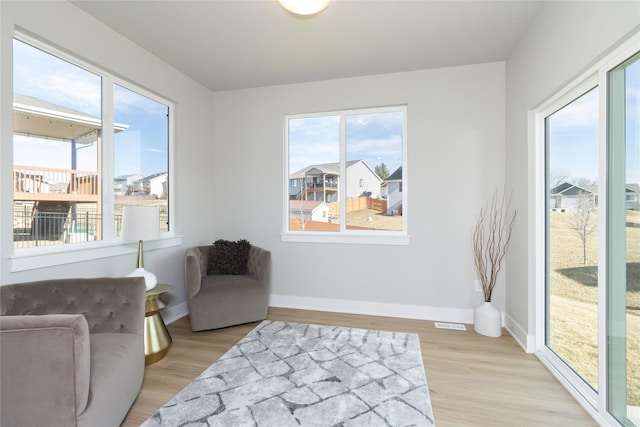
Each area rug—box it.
[142,320,434,426]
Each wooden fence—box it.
[289,197,389,231]
[368,198,387,213]
[289,219,340,231]
[289,220,381,231]
[326,196,387,217]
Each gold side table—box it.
[144,283,172,365]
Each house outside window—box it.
[283,106,407,245]
[12,35,171,253]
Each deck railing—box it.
[13,208,101,248]
[13,207,169,248]
[14,165,99,201]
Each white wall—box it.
[505,1,640,349]
[212,62,506,322]
[0,1,215,319]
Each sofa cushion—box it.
[207,239,251,275]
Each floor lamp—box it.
[121,205,160,291]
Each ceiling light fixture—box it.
[277,0,331,16]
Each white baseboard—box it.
[269,294,475,324]
[162,301,189,325]
[504,312,535,353]
[166,295,533,354]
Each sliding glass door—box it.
[545,87,600,395]
[539,36,640,426]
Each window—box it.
[534,34,640,426]
[283,106,407,244]
[113,85,169,236]
[12,35,172,263]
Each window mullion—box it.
[339,114,347,232]
[597,63,610,419]
[101,78,115,241]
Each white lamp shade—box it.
[121,205,160,242]
[277,0,331,16]
[121,205,160,291]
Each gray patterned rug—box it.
[142,320,434,426]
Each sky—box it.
[288,110,404,177]
[547,88,600,184]
[12,37,638,186]
[547,59,640,187]
[12,38,168,178]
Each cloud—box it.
[547,88,599,133]
[115,85,168,118]
[13,39,101,116]
[144,148,166,154]
[288,111,403,173]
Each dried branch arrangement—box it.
[473,189,516,303]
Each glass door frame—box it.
[533,74,600,413]
[532,32,640,426]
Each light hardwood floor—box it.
[122,307,596,426]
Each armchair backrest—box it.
[247,245,271,285]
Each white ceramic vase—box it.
[474,302,502,337]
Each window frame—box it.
[10,32,180,272]
[281,105,409,245]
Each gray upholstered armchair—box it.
[185,244,271,332]
[0,277,146,427]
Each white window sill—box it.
[281,232,409,245]
[9,234,183,272]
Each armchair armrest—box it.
[185,246,209,299]
[0,277,146,335]
[0,314,91,426]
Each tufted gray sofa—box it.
[0,277,146,427]
[185,245,271,332]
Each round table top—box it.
[146,283,172,297]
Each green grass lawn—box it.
[548,209,639,406]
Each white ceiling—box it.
[71,0,543,92]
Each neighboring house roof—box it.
[290,160,365,179]
[550,182,639,196]
[115,173,142,181]
[550,182,596,196]
[144,172,168,181]
[133,172,168,184]
[386,166,402,182]
[627,183,640,194]
[550,182,574,194]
